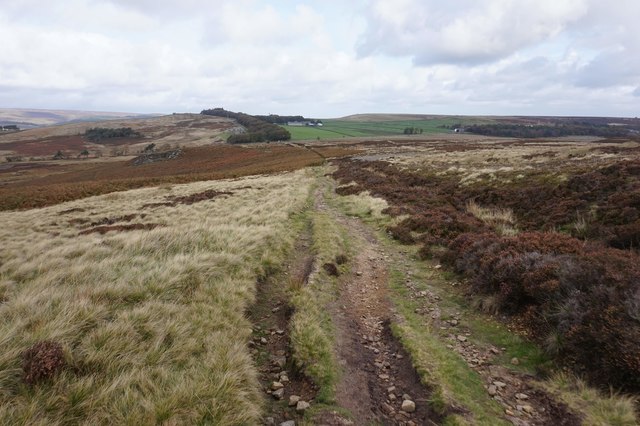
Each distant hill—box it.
[0,108,159,129]
[339,113,454,122]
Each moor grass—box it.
[0,170,313,424]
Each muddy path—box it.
[252,177,579,425]
[314,188,441,426]
[248,224,319,425]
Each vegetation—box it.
[332,157,640,392]
[254,114,322,126]
[0,145,357,211]
[283,117,491,140]
[466,122,635,138]
[84,127,142,142]
[403,126,423,135]
[201,108,291,143]
[0,171,314,424]
[290,209,347,403]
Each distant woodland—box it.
[201,108,290,143]
[84,127,142,142]
[466,121,639,138]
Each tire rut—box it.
[315,189,441,426]
[248,225,319,425]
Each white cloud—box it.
[0,0,638,117]
[358,0,588,65]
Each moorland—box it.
[0,110,638,425]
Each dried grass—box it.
[0,170,313,424]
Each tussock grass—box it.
[334,190,389,219]
[466,200,518,236]
[0,170,313,424]
[542,372,638,426]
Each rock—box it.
[378,374,390,380]
[515,393,529,400]
[457,335,467,342]
[271,306,280,313]
[402,393,412,401]
[511,357,520,365]
[275,329,285,335]
[260,337,268,344]
[272,355,286,368]
[387,386,396,393]
[356,271,363,276]
[296,401,310,412]
[388,393,397,401]
[401,400,416,413]
[522,405,534,414]
[505,409,515,416]
[288,395,300,406]
[381,402,395,415]
[264,417,276,426]
[490,347,500,355]
[493,381,507,388]
[487,385,497,396]
[449,319,458,326]
[271,381,284,390]
[280,421,295,426]
[280,375,289,383]
[272,388,284,400]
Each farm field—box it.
[1,119,639,425]
[283,115,497,141]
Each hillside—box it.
[0,108,154,129]
[0,118,638,425]
[0,113,240,160]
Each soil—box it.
[312,187,441,426]
[248,225,320,425]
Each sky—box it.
[0,0,638,118]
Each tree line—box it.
[201,108,291,143]
[466,123,633,138]
[254,114,323,126]
[84,127,142,142]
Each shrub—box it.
[446,231,640,391]
[22,341,65,385]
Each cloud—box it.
[202,3,325,47]
[0,0,639,117]
[358,0,588,65]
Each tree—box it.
[79,149,89,159]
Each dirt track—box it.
[313,187,439,426]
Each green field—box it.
[283,117,493,141]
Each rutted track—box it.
[314,185,440,425]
